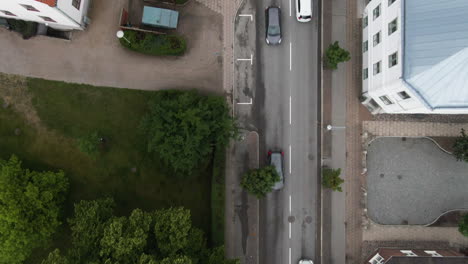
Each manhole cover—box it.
[288,216,295,223]
[305,216,313,223]
[308,154,314,160]
[380,173,384,178]
[397,175,402,180]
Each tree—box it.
[453,129,468,162]
[240,166,280,198]
[458,214,468,237]
[68,198,115,263]
[138,253,158,264]
[322,167,344,192]
[41,249,69,264]
[207,246,240,264]
[0,155,69,264]
[140,90,237,174]
[160,255,192,264]
[77,131,101,159]
[183,228,207,264]
[100,209,153,263]
[324,41,350,69]
[153,207,192,256]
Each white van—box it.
[295,0,312,22]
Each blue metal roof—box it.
[142,6,179,29]
[403,0,468,109]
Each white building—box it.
[0,0,90,31]
[361,0,468,114]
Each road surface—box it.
[253,0,321,264]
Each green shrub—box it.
[119,30,187,56]
[211,144,225,246]
[7,19,37,39]
[324,41,350,69]
[453,129,468,162]
[77,131,100,159]
[458,214,468,237]
[322,167,344,192]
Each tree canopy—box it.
[325,41,351,69]
[453,128,468,162]
[140,90,237,174]
[240,166,280,198]
[322,167,344,192]
[0,155,69,264]
[154,207,192,256]
[458,214,468,237]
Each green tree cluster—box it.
[453,129,468,162]
[324,41,351,69]
[241,166,280,198]
[43,199,238,264]
[140,90,237,174]
[0,155,69,264]
[322,167,344,192]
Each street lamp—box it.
[116,30,130,44]
[326,125,346,131]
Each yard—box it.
[0,73,223,262]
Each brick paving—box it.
[363,121,468,137]
[196,0,244,95]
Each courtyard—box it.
[366,137,468,225]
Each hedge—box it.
[119,30,186,56]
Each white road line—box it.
[289,145,292,174]
[237,98,253,105]
[289,0,292,16]
[289,195,292,213]
[289,96,292,124]
[236,54,253,65]
[289,42,292,71]
[289,222,291,238]
[289,248,291,264]
[238,14,253,21]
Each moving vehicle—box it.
[268,150,284,190]
[295,0,312,22]
[299,260,314,264]
[265,6,282,45]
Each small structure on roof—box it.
[142,6,179,29]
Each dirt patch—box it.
[431,137,457,153]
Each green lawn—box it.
[0,76,218,262]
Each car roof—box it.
[298,0,312,15]
[268,7,280,24]
[270,153,283,176]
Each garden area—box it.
[0,73,236,263]
[119,30,186,56]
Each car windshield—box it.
[268,25,280,36]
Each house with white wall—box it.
[0,0,90,31]
[361,0,468,114]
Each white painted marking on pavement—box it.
[289,96,292,124]
[238,14,253,21]
[289,42,292,71]
[289,145,292,174]
[289,0,292,16]
[289,222,291,238]
[236,54,253,65]
[289,195,292,213]
[237,98,252,105]
[289,248,291,264]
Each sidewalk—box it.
[321,0,349,263]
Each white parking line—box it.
[238,14,253,21]
[289,0,292,16]
[289,42,292,71]
[289,145,292,174]
[236,54,253,65]
[289,96,292,124]
[289,222,291,238]
[237,98,253,105]
[289,248,291,264]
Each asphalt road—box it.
[253,0,321,264]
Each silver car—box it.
[265,6,282,45]
[268,150,284,190]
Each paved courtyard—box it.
[0,0,223,93]
[366,137,468,225]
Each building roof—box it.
[403,0,468,109]
[34,0,57,7]
[387,257,468,264]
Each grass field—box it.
[0,75,219,262]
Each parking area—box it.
[0,0,223,93]
[366,137,468,225]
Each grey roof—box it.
[403,0,468,109]
[142,6,179,29]
[387,257,468,264]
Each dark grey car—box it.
[268,150,284,190]
[266,6,282,45]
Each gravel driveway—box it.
[367,137,468,225]
[0,0,223,93]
